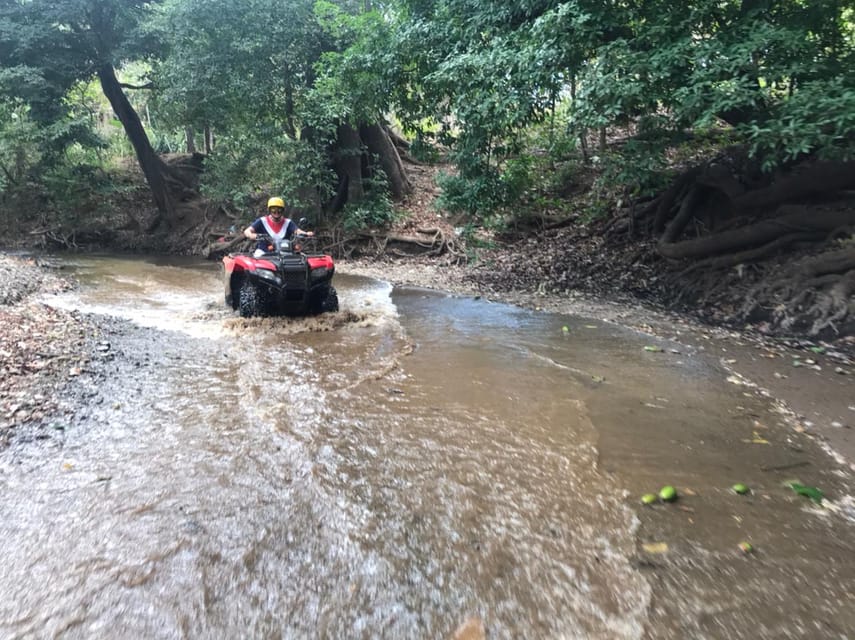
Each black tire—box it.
[238,282,263,317]
[321,286,339,313]
[310,285,339,314]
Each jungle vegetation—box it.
[1,0,854,333]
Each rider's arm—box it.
[244,220,261,240]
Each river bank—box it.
[0,254,95,447]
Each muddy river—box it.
[1,255,853,639]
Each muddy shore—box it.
[1,251,852,471]
[0,254,94,446]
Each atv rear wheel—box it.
[239,282,264,317]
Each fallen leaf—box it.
[642,542,669,554]
[788,482,823,504]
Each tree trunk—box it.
[204,125,214,154]
[360,123,412,199]
[97,63,174,216]
[334,123,365,205]
[185,127,196,154]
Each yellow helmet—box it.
[267,196,285,210]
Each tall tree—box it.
[155,0,410,215]
[0,0,188,219]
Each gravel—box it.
[0,253,93,445]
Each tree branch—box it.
[118,81,154,90]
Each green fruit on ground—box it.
[659,485,677,502]
[738,541,754,554]
[732,483,750,495]
[641,493,657,505]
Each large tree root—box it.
[739,247,855,335]
[657,207,855,260]
[356,227,454,257]
[589,153,855,339]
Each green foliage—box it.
[436,167,502,218]
[336,157,401,231]
[436,144,535,218]
[341,186,399,231]
[40,164,104,219]
[200,132,335,213]
[311,2,398,125]
[0,0,179,219]
[409,136,441,163]
[746,76,855,169]
[155,0,404,223]
[396,0,855,220]
[155,0,332,133]
[0,102,43,190]
[0,0,165,118]
[4,0,853,236]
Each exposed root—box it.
[355,227,451,257]
[739,248,855,335]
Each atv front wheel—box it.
[322,286,339,313]
[310,286,339,314]
[239,282,264,317]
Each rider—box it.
[243,197,313,257]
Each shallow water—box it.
[0,255,852,639]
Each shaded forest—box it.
[1,0,854,337]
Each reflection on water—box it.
[0,257,851,638]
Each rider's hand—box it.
[304,231,314,237]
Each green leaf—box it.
[788,482,823,504]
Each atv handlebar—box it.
[249,232,316,253]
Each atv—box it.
[222,227,338,318]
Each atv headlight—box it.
[311,267,328,279]
[255,269,280,285]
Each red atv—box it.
[222,229,338,318]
